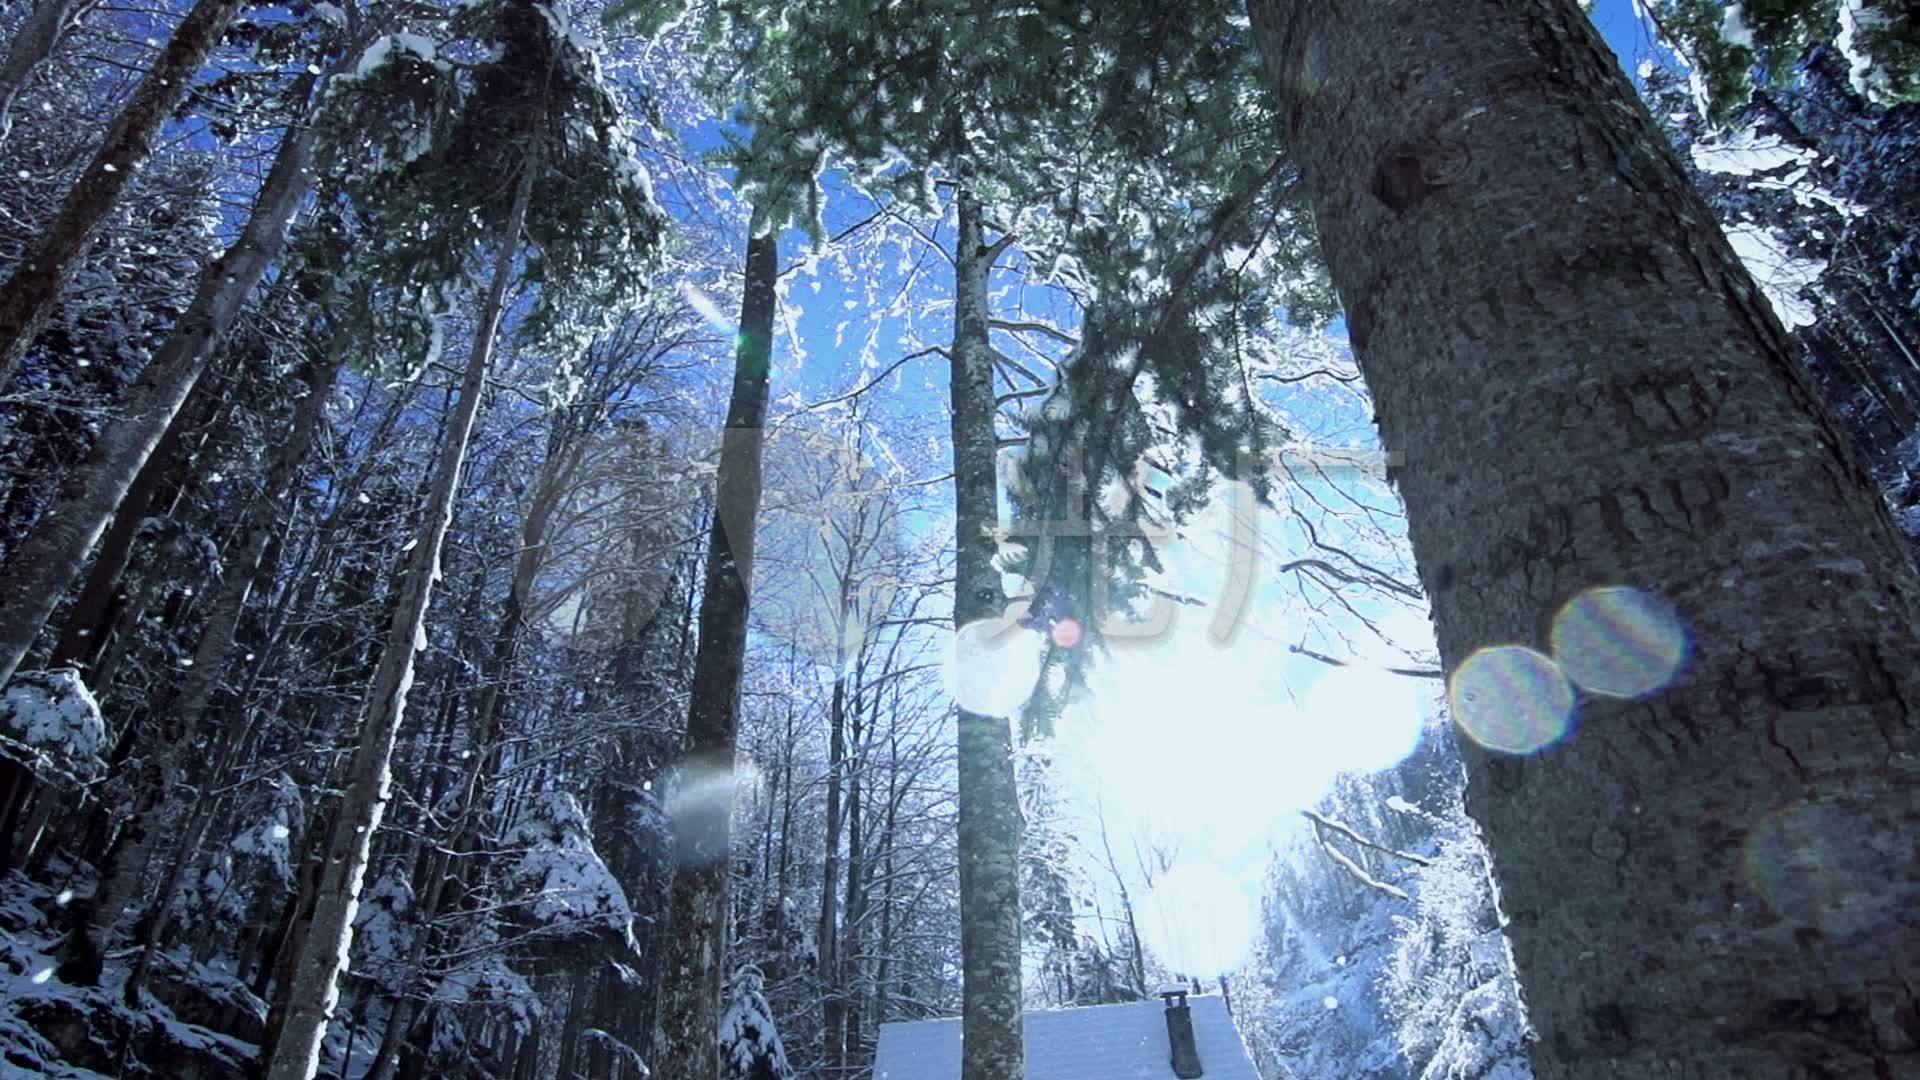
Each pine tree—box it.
[719,965,795,1080]
[1248,0,1920,1074]
[260,4,663,1074]
[1643,0,1920,118]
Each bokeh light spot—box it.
[664,759,760,868]
[944,620,1046,718]
[1050,616,1084,649]
[1450,645,1575,754]
[1304,663,1426,774]
[1550,586,1688,698]
[1138,864,1260,976]
[1743,802,1891,940]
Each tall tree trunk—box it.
[817,668,849,1072]
[116,346,347,1003]
[949,186,1024,1080]
[0,0,247,387]
[1249,0,1920,1075]
[776,686,795,904]
[0,80,324,693]
[0,0,76,141]
[841,702,866,1065]
[647,228,777,1080]
[873,728,898,1030]
[48,376,214,676]
[365,470,565,1080]
[56,343,345,990]
[259,159,535,1080]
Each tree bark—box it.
[0,79,323,693]
[949,186,1025,1080]
[0,0,77,142]
[0,0,247,388]
[48,377,213,676]
[647,228,777,1080]
[817,657,848,1068]
[115,345,347,1003]
[841,699,867,1065]
[1248,0,1920,1075]
[259,158,535,1080]
[56,344,345,990]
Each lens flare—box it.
[1549,586,1688,698]
[1138,863,1261,975]
[679,282,734,334]
[664,760,757,868]
[1743,802,1889,940]
[1304,663,1426,774]
[1449,645,1575,754]
[944,620,1047,718]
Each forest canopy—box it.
[1,0,1917,1078]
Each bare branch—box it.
[1310,827,1411,902]
[1301,808,1433,866]
[1258,368,1360,386]
[1287,641,1442,681]
[991,318,1080,348]
[802,346,948,411]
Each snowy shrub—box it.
[427,918,538,1066]
[1378,802,1532,1079]
[501,790,636,938]
[352,865,418,995]
[181,849,247,926]
[0,669,107,788]
[230,772,305,886]
[720,964,793,1080]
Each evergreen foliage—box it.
[1647,0,1920,118]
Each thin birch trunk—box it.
[0,0,248,387]
[841,702,866,1064]
[648,228,777,1080]
[1249,0,1920,1074]
[0,75,325,693]
[0,0,76,141]
[817,666,849,1071]
[260,158,535,1080]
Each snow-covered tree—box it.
[1644,0,1920,118]
[720,964,795,1080]
[263,3,664,1074]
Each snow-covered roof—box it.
[872,995,1260,1080]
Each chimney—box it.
[1159,986,1204,1078]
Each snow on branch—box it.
[990,318,1080,348]
[582,1028,650,1076]
[1303,808,1432,902]
[0,669,107,790]
[1303,809,1433,867]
